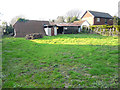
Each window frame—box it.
[96,18,100,22]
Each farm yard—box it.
[2,34,118,88]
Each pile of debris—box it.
[25,33,43,40]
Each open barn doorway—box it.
[57,26,63,34]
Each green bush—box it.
[90,25,114,29]
[17,18,29,22]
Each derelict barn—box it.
[56,23,81,34]
[13,20,50,37]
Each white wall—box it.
[48,28,51,36]
[14,29,16,37]
[45,27,57,36]
[44,28,48,35]
[44,28,51,36]
[54,27,57,35]
[81,21,90,29]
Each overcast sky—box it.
[0,0,119,24]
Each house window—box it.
[105,19,107,24]
[96,18,100,22]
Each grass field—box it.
[2,34,118,88]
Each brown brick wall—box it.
[82,11,113,25]
[107,19,113,25]
[94,18,113,25]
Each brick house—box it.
[81,10,113,25]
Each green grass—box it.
[2,34,118,88]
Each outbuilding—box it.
[44,25,57,36]
[56,23,81,34]
[13,20,50,37]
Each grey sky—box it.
[0,0,119,24]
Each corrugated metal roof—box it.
[88,10,113,18]
[49,22,57,25]
[56,23,81,26]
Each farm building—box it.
[13,20,50,37]
[13,10,113,37]
[13,20,88,37]
[81,10,113,25]
[54,23,81,34]
[44,23,81,35]
[43,22,89,35]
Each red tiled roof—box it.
[73,20,86,25]
[50,21,86,26]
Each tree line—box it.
[50,9,81,23]
[0,10,120,36]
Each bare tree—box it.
[55,16,65,23]
[65,9,83,23]
[66,9,82,18]
[10,15,25,26]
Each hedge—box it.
[89,25,120,32]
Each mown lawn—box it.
[2,34,118,88]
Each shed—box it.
[56,23,80,34]
[13,20,50,37]
[44,25,57,36]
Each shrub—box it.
[17,18,29,22]
[25,33,43,40]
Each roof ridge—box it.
[87,10,112,18]
[88,10,109,14]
